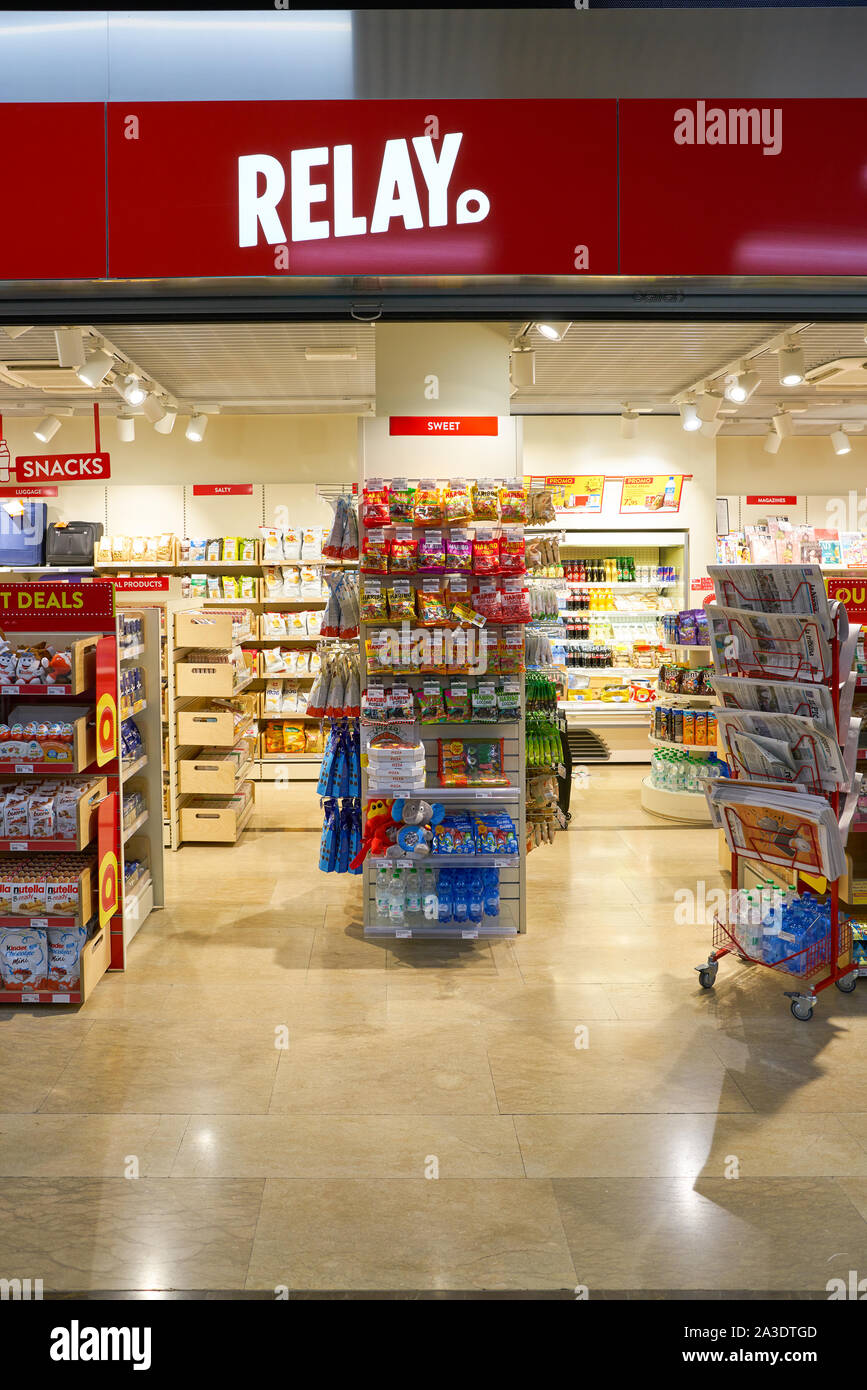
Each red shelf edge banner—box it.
[97,792,119,934]
[95,634,118,768]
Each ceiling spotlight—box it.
[141,394,167,425]
[620,407,639,439]
[510,347,536,388]
[76,345,114,388]
[34,415,61,444]
[54,328,85,368]
[119,373,147,407]
[679,399,701,432]
[764,426,782,455]
[3,326,32,340]
[698,390,723,422]
[772,410,793,439]
[831,426,851,456]
[154,407,178,435]
[723,373,747,404]
[535,321,572,342]
[186,413,208,443]
[778,340,805,387]
[116,414,135,443]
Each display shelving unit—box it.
[640,642,716,825]
[355,475,527,941]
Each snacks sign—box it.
[0,582,115,629]
[10,453,111,483]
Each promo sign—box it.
[0,582,115,628]
[12,454,111,483]
[524,474,604,513]
[389,417,499,437]
[95,634,118,768]
[98,794,119,932]
[106,99,618,277]
[618,475,686,514]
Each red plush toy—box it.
[348,796,399,870]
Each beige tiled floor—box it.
[3,765,867,1294]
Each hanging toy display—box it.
[317,718,362,873]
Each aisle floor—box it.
[3,766,867,1296]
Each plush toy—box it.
[15,648,50,685]
[347,797,399,869]
[393,798,445,857]
[45,647,73,685]
[0,644,17,684]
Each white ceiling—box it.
[2,318,867,436]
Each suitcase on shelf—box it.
[45,520,104,566]
[0,501,47,566]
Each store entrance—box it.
[1,313,866,1296]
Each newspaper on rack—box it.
[708,564,840,639]
[714,709,849,791]
[707,604,832,683]
[713,675,838,735]
[706,780,847,880]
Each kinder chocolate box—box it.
[0,926,48,990]
[46,924,88,991]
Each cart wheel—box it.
[698,969,716,990]
[790,999,814,1022]
[835,971,858,994]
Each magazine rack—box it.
[697,597,858,1020]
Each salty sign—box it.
[238,132,490,247]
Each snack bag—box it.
[300,528,323,563]
[264,682,282,713]
[263,566,283,598]
[387,583,416,621]
[240,575,257,601]
[471,481,500,521]
[388,535,418,573]
[473,581,502,624]
[499,581,531,624]
[361,481,390,528]
[472,686,498,723]
[206,576,222,600]
[472,533,500,575]
[442,483,473,524]
[239,537,257,563]
[444,687,471,722]
[417,586,449,626]
[360,580,388,622]
[388,481,415,525]
[263,722,285,753]
[282,527,302,562]
[499,528,526,575]
[260,527,284,562]
[445,534,473,573]
[222,537,240,561]
[206,539,222,562]
[413,481,442,526]
[221,576,241,600]
[306,610,324,638]
[361,535,389,574]
[283,723,306,754]
[499,485,528,523]
[418,683,446,724]
[418,533,446,573]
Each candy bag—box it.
[417,587,449,626]
[445,534,473,572]
[499,582,531,624]
[418,533,446,572]
[361,535,388,574]
[472,536,500,575]
[418,683,446,723]
[499,528,526,575]
[387,584,417,621]
[413,482,442,526]
[444,687,471,722]
[442,483,472,523]
[360,580,387,622]
[499,485,528,523]
[361,482,389,528]
[471,481,500,521]
[388,482,415,525]
[388,536,418,572]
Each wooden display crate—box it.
[179,754,246,796]
[175,659,238,698]
[174,609,235,649]
[79,920,111,1001]
[177,707,239,747]
[0,635,98,697]
[180,789,255,843]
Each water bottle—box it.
[406,868,421,914]
[388,870,405,923]
[437,869,454,924]
[422,866,438,920]
[482,868,500,918]
[375,866,390,919]
[452,871,469,924]
[468,871,484,925]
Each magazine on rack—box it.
[707,604,832,683]
[714,710,849,791]
[706,781,847,880]
[708,564,837,638]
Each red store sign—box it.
[0,581,115,628]
[13,454,111,483]
[113,577,170,593]
[0,487,58,499]
[192,484,254,496]
[389,417,499,437]
[826,577,867,621]
[746,495,798,506]
[4,99,867,278]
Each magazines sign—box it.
[524,475,604,513]
[619,475,686,514]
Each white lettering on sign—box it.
[673,101,782,156]
[237,132,489,248]
[15,454,110,481]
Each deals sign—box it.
[524,475,604,513]
[618,475,686,514]
[0,581,115,629]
